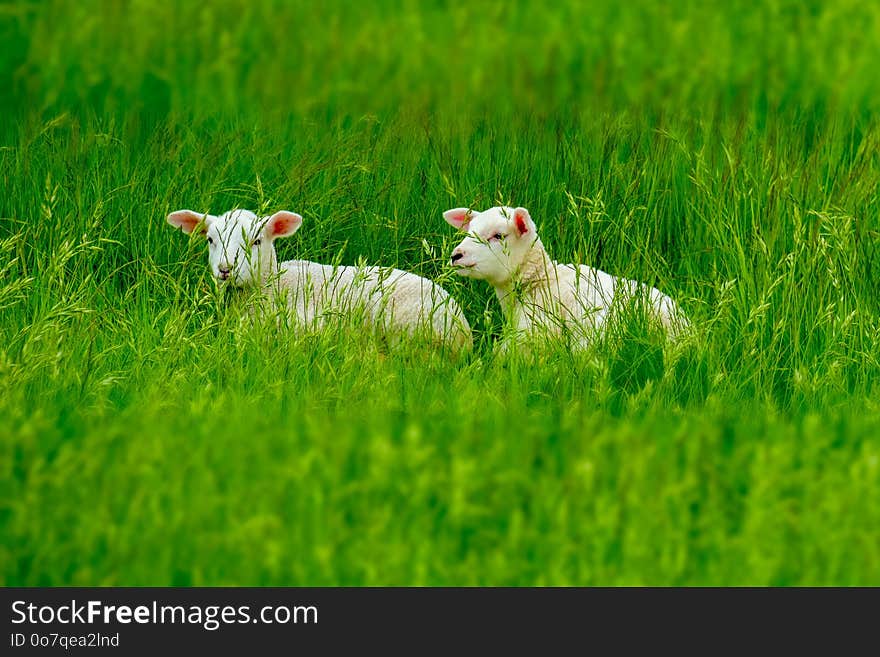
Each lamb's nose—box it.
[451,252,464,264]
[218,266,231,279]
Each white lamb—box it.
[168,208,472,351]
[444,205,688,351]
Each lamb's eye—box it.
[207,237,214,245]
[253,238,262,247]
[493,233,504,241]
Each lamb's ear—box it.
[264,211,303,239]
[513,207,534,237]
[167,210,212,235]
[443,207,474,231]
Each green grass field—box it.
[2,0,880,585]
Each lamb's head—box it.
[444,206,539,287]
[167,208,302,287]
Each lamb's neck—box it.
[494,240,554,314]
[258,251,279,280]
[258,255,285,294]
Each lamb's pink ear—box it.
[264,211,303,239]
[167,210,212,235]
[443,207,474,231]
[513,207,533,236]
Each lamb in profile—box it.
[168,208,472,351]
[444,205,687,351]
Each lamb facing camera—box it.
[444,205,688,351]
[168,208,472,351]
